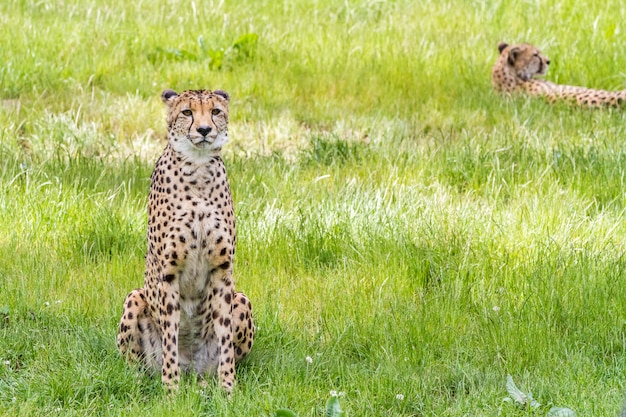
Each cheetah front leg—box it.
[157,279,181,390]
[209,269,237,393]
[232,291,255,361]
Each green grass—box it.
[2,0,626,415]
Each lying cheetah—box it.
[492,42,626,107]
[117,89,254,393]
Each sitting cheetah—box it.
[117,89,254,394]
[492,42,626,107]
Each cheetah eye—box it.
[211,108,221,116]
[181,109,192,116]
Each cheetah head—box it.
[161,89,230,157]
[497,42,550,81]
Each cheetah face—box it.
[161,89,230,157]
[499,42,550,81]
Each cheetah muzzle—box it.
[117,89,255,394]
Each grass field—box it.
[2,0,626,415]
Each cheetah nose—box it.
[197,126,212,137]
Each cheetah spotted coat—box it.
[492,42,626,108]
[117,89,254,394]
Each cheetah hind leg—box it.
[232,291,255,361]
[117,288,163,371]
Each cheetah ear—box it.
[213,90,230,102]
[498,42,508,54]
[161,89,179,105]
[508,46,521,66]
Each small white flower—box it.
[396,394,404,401]
[493,305,501,312]
[44,302,50,307]
[305,356,313,364]
[3,360,10,366]
[330,390,345,397]
[55,300,62,304]
[330,390,337,397]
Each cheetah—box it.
[492,42,626,107]
[117,89,254,394]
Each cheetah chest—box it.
[176,205,235,373]
[148,152,236,372]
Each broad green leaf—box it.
[506,375,527,405]
[275,409,299,417]
[527,392,540,409]
[198,35,206,51]
[547,407,576,417]
[325,396,345,417]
